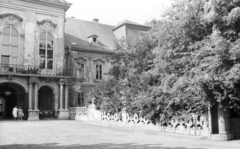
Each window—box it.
[77,93,84,107]
[93,37,97,42]
[1,26,18,65]
[76,63,84,79]
[39,31,53,69]
[96,65,102,80]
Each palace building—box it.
[0,0,151,120]
[0,0,72,120]
[1,0,240,141]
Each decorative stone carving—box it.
[7,75,13,80]
[20,32,25,38]
[93,58,105,64]
[0,13,23,26]
[37,19,57,30]
[74,57,87,64]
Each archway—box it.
[38,86,55,119]
[38,86,54,111]
[0,83,27,119]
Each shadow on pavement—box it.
[0,143,206,149]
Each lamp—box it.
[5,90,11,96]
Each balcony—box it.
[0,64,72,77]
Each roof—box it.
[49,0,71,4]
[113,19,151,31]
[65,18,117,53]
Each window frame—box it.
[96,64,102,80]
[1,26,19,65]
[39,31,54,70]
[77,93,84,107]
[75,63,85,79]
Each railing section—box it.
[101,112,209,136]
[0,64,72,77]
[69,107,88,120]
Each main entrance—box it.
[0,83,27,119]
[38,86,55,119]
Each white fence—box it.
[69,107,209,137]
[101,111,209,136]
[69,107,88,121]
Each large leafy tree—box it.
[91,0,240,122]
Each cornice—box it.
[20,0,72,11]
[0,3,65,17]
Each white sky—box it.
[66,0,173,26]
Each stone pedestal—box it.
[87,105,101,121]
[211,134,234,141]
[28,109,39,121]
[58,109,69,120]
[121,110,127,124]
[211,107,233,141]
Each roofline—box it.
[20,0,72,12]
[65,17,115,28]
[68,46,115,54]
[112,23,151,31]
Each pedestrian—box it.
[18,107,24,121]
[12,106,18,120]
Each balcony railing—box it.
[0,64,72,77]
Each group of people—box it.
[12,106,24,121]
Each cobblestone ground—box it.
[0,120,240,149]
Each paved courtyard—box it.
[0,120,240,149]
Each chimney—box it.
[93,18,99,23]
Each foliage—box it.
[91,0,240,122]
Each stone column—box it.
[28,81,39,121]
[211,105,233,141]
[34,83,39,110]
[58,80,69,120]
[59,81,64,110]
[28,82,33,110]
[208,106,212,138]
[65,83,69,110]
[218,107,230,134]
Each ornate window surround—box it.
[74,57,87,79]
[93,58,105,80]
[0,13,24,65]
[37,19,57,72]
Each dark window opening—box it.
[77,93,84,107]
[96,65,102,80]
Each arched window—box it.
[1,26,18,65]
[39,31,53,69]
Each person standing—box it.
[18,107,24,121]
[12,106,18,120]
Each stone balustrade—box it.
[69,106,210,137]
[101,111,209,137]
[69,107,88,120]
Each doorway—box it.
[0,83,27,119]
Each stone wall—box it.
[231,118,240,139]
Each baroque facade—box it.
[0,0,71,120]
